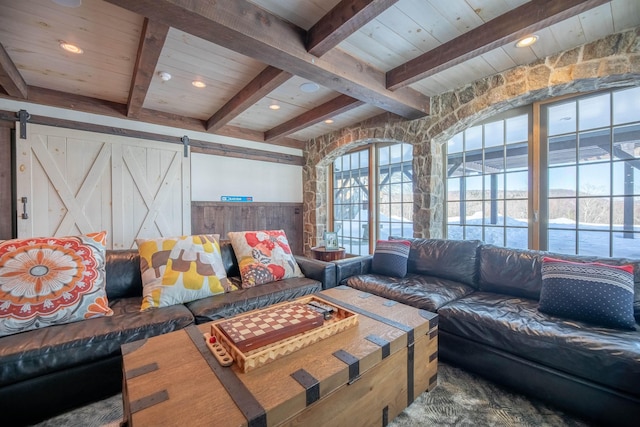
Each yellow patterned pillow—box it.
[136,234,236,310]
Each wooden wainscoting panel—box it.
[191,201,303,254]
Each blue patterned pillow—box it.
[539,257,636,330]
[372,240,411,278]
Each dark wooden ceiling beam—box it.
[206,66,292,132]
[386,0,610,90]
[307,0,399,57]
[0,86,304,149]
[0,43,27,99]
[127,18,170,117]
[103,0,429,119]
[265,95,363,142]
[0,109,301,166]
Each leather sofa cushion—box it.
[186,276,321,323]
[438,292,640,396]
[408,239,481,288]
[0,297,194,387]
[343,273,475,312]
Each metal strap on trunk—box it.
[185,325,266,427]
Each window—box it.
[541,87,640,257]
[446,110,530,249]
[446,86,640,257]
[332,143,413,255]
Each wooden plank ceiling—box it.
[0,0,638,150]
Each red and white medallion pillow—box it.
[0,231,113,337]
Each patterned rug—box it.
[34,362,589,427]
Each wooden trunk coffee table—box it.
[120,286,438,426]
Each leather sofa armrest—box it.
[295,255,336,289]
[334,255,373,284]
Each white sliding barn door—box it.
[16,124,190,249]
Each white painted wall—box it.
[191,153,302,202]
[0,99,304,203]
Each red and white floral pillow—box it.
[0,231,113,337]
[228,230,304,288]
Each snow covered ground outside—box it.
[339,212,640,259]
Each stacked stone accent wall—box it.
[303,28,640,254]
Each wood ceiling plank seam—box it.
[21,0,144,28]
[0,5,143,46]
[526,27,563,60]
[395,0,457,44]
[366,6,441,54]
[102,0,429,119]
[386,0,612,90]
[345,22,421,69]
[611,0,640,32]
[0,33,137,78]
[160,40,262,74]
[577,3,615,42]
[428,0,485,35]
[306,0,400,57]
[463,0,530,23]
[128,19,170,118]
[0,42,27,98]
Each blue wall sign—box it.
[221,196,253,202]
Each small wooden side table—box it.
[311,246,346,261]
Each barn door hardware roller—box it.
[16,109,31,139]
[181,135,189,157]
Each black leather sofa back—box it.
[104,249,142,300]
[409,238,481,288]
[220,240,240,278]
[479,244,640,319]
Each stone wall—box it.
[303,28,640,254]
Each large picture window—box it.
[446,110,530,249]
[541,87,640,257]
[446,86,640,258]
[332,143,413,255]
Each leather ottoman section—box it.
[186,277,322,323]
[437,292,640,396]
[343,273,475,312]
[0,297,194,387]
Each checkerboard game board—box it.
[217,303,324,352]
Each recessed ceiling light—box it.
[300,82,320,93]
[192,80,206,88]
[52,0,81,7]
[59,41,83,54]
[269,103,281,110]
[515,35,539,48]
[324,119,334,124]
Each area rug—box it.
[34,362,588,426]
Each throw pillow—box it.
[539,257,636,330]
[137,234,236,310]
[0,231,113,337]
[372,240,411,278]
[227,230,304,288]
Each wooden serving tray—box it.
[208,295,358,372]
